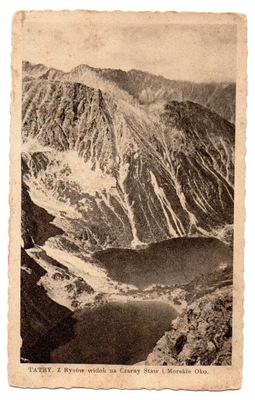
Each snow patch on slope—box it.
[150,171,182,236]
[41,244,137,293]
[61,151,116,195]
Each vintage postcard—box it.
[9,10,246,389]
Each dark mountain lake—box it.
[50,301,177,365]
[93,237,232,289]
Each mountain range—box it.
[23,61,235,123]
[21,60,235,365]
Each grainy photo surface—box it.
[9,10,246,389]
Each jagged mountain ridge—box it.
[22,61,49,79]
[99,68,236,123]
[23,61,235,122]
[22,75,234,251]
[22,61,136,106]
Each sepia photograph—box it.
[8,9,246,389]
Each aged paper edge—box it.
[8,10,247,390]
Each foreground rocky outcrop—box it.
[145,266,232,366]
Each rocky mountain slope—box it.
[20,60,235,365]
[22,72,234,250]
[145,264,233,366]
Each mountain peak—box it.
[22,60,49,76]
[69,64,97,74]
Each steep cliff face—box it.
[20,247,73,361]
[21,178,64,249]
